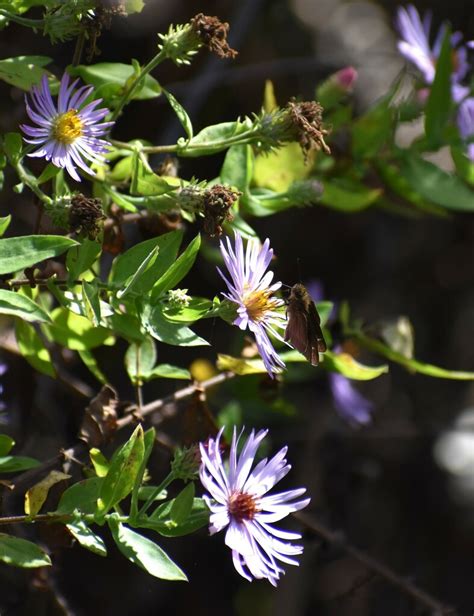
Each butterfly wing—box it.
[285,302,317,365]
[308,300,327,354]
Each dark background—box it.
[0,0,474,614]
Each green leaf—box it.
[137,486,167,501]
[0,214,11,237]
[3,132,23,163]
[117,246,159,299]
[102,184,137,212]
[0,534,51,568]
[180,119,254,157]
[424,28,452,147]
[0,435,14,456]
[66,519,107,557]
[47,308,115,351]
[0,235,78,275]
[69,63,161,104]
[124,0,144,13]
[220,144,254,191]
[320,179,382,212]
[82,280,101,326]
[108,517,187,581]
[144,308,209,347]
[125,338,157,385]
[16,319,55,377]
[144,364,191,381]
[109,231,183,294]
[354,331,474,380]
[163,297,213,323]
[37,162,60,184]
[253,143,309,192]
[145,497,209,537]
[216,354,272,375]
[0,289,50,323]
[352,97,394,159]
[130,427,156,520]
[97,425,145,515]
[163,88,193,140]
[66,240,101,281]
[130,155,177,196]
[0,55,52,90]
[0,455,40,473]
[169,483,195,526]
[399,153,474,211]
[89,448,109,478]
[57,477,102,515]
[151,234,201,299]
[322,350,388,380]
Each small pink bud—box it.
[416,87,430,105]
[333,66,358,92]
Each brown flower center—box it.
[52,110,83,144]
[228,491,259,522]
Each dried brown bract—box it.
[69,194,105,240]
[190,13,238,59]
[286,99,331,157]
[202,185,240,236]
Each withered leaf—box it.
[79,385,118,448]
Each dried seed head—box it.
[190,13,238,59]
[69,194,105,239]
[202,185,240,236]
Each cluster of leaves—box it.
[0,0,473,577]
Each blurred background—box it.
[0,0,474,614]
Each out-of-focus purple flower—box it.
[218,232,286,377]
[199,427,310,586]
[395,5,472,85]
[21,73,114,182]
[329,372,374,427]
[457,97,474,161]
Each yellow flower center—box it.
[243,288,279,322]
[52,110,83,144]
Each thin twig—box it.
[294,511,457,616]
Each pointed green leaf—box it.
[144,308,209,347]
[108,517,187,581]
[0,289,50,323]
[66,240,101,281]
[67,520,107,556]
[163,88,193,140]
[97,425,145,514]
[0,215,11,237]
[57,477,103,515]
[0,534,51,568]
[15,319,56,377]
[117,246,159,299]
[0,56,52,90]
[0,455,40,473]
[0,435,14,457]
[425,28,452,146]
[0,235,78,275]
[151,234,201,299]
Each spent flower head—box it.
[200,427,310,585]
[258,99,330,158]
[68,194,105,239]
[218,231,286,377]
[21,73,114,182]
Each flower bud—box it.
[316,66,358,110]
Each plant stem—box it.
[15,161,53,206]
[111,50,166,121]
[137,472,175,517]
[0,9,45,28]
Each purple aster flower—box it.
[329,372,374,427]
[218,232,286,377]
[199,427,310,586]
[395,5,472,85]
[21,73,114,182]
[457,97,474,161]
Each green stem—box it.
[0,513,72,526]
[138,472,175,518]
[348,329,474,380]
[111,50,166,122]
[15,161,53,206]
[111,128,259,157]
[0,9,45,28]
